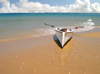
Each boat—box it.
[55,27,74,47]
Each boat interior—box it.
[55,27,72,32]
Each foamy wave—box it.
[29,28,55,37]
[73,27,94,32]
[82,19,95,26]
[74,19,95,32]
[0,28,56,42]
[88,19,92,22]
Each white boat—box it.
[55,27,74,47]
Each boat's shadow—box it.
[53,35,72,49]
[53,34,73,65]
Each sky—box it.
[0,0,100,13]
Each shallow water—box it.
[0,13,100,41]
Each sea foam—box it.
[74,19,95,32]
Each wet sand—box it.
[0,28,100,74]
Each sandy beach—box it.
[0,28,100,74]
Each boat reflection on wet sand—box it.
[53,35,74,65]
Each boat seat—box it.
[60,28,67,32]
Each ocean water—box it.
[0,13,100,41]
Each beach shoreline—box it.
[0,28,100,74]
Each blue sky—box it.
[9,0,76,6]
[4,0,100,6]
[0,0,100,13]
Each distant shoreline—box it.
[0,13,100,14]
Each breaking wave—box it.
[73,19,95,32]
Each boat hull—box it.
[55,28,73,47]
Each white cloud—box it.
[90,3,100,12]
[0,0,13,13]
[0,0,100,13]
[67,0,92,12]
[0,0,7,3]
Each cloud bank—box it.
[0,0,100,13]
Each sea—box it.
[0,13,100,41]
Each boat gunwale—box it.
[55,29,74,34]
